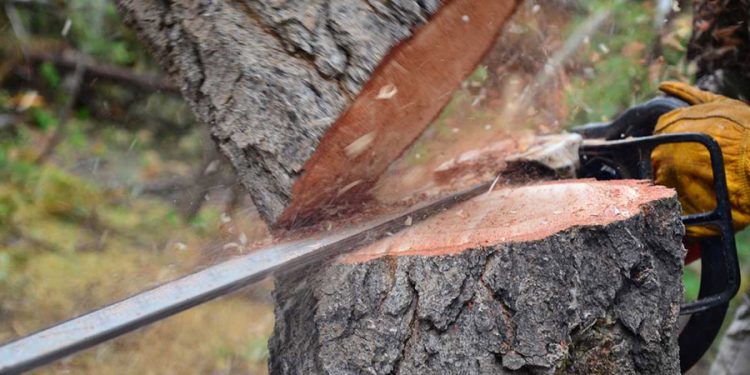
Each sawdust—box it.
[270,143,554,243]
[268,126,565,249]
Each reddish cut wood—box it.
[277,0,519,227]
[341,179,676,263]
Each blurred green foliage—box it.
[39,62,60,89]
[565,0,692,125]
[30,108,57,130]
[0,1,272,373]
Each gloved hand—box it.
[652,81,750,240]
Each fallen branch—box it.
[23,49,178,94]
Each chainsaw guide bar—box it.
[0,182,492,375]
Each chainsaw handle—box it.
[678,236,730,373]
[571,96,688,140]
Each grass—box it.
[0,110,274,374]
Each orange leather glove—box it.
[652,82,750,238]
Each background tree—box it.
[688,0,750,101]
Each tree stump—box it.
[117,2,687,373]
[269,180,685,374]
[116,0,521,227]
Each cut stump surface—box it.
[270,180,685,374]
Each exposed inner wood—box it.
[270,179,684,374]
[269,134,550,242]
[341,179,676,263]
[277,0,519,227]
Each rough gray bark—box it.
[710,295,750,375]
[114,0,442,223]
[269,193,685,374]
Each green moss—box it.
[0,187,23,228]
[34,167,102,220]
[562,315,625,374]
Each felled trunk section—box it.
[269,180,685,374]
[115,0,520,227]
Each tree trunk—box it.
[710,295,750,375]
[115,0,520,228]
[269,180,685,374]
[688,0,750,101]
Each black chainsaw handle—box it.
[679,236,730,373]
[571,96,688,140]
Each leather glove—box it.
[652,81,750,238]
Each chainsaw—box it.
[0,97,740,374]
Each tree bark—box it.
[688,0,750,101]
[710,295,750,375]
[115,0,520,227]
[269,180,685,374]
